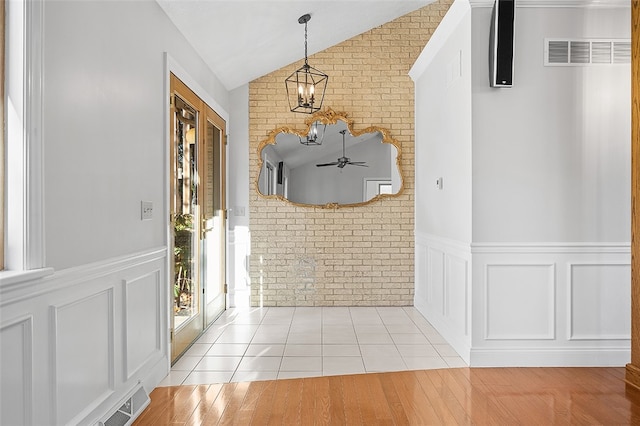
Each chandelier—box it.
[299,121,326,146]
[285,14,328,114]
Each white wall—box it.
[43,0,229,270]
[227,85,251,306]
[468,4,631,366]
[1,1,230,424]
[472,6,631,243]
[228,85,250,230]
[413,2,631,367]
[411,0,473,362]
[413,2,472,243]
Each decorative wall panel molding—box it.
[446,254,469,335]
[0,316,33,426]
[568,263,631,340]
[484,263,556,340]
[427,247,445,311]
[51,289,115,425]
[471,242,630,366]
[415,232,472,363]
[124,270,162,380]
[0,248,169,424]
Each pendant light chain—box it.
[304,20,309,67]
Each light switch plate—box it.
[141,201,153,220]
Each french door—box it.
[170,73,227,362]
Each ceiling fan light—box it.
[315,129,367,168]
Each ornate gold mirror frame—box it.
[256,108,404,209]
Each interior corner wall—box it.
[469,5,631,366]
[414,5,472,244]
[412,0,473,363]
[248,0,454,307]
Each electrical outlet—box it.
[141,201,153,220]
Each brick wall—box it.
[249,1,453,306]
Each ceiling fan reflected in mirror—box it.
[316,130,368,169]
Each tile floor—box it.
[158,306,467,387]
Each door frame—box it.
[164,54,230,363]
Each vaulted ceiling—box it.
[156,0,631,90]
[156,1,435,90]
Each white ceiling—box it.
[156,0,435,90]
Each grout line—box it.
[168,307,458,386]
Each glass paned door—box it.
[170,78,203,361]
[202,105,226,327]
[169,73,227,363]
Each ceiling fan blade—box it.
[316,162,339,167]
[346,161,368,167]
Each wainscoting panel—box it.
[414,244,428,304]
[52,288,115,425]
[0,316,32,426]
[427,247,445,311]
[485,264,555,340]
[0,247,169,425]
[569,263,631,340]
[415,232,472,363]
[445,254,469,336]
[124,270,162,380]
[471,243,631,367]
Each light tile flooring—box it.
[158,306,467,387]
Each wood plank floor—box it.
[133,367,640,425]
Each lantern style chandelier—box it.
[285,14,328,114]
[299,121,326,146]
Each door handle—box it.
[201,218,214,239]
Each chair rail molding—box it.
[469,0,631,8]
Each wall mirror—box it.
[257,109,403,208]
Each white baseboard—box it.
[470,347,630,367]
[414,297,471,364]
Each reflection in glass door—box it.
[169,73,227,362]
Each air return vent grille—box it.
[545,38,631,66]
[97,385,150,426]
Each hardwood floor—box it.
[133,367,640,425]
